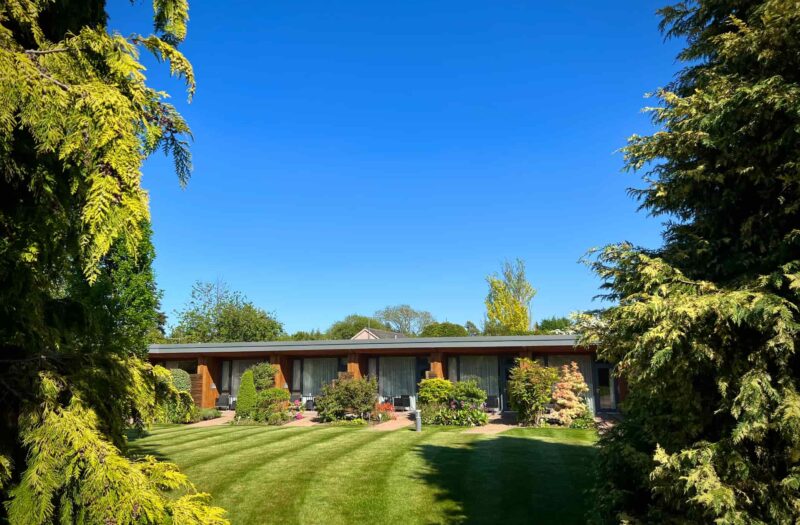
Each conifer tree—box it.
[584,1,800,522]
[0,0,227,521]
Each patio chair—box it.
[215,393,231,410]
[393,395,411,411]
[305,398,315,411]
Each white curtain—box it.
[379,357,416,398]
[459,355,499,395]
[548,355,595,414]
[231,359,259,397]
[302,358,339,397]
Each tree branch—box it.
[24,47,68,55]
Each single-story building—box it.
[148,334,621,414]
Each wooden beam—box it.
[196,356,218,409]
[347,353,362,379]
[429,352,444,379]
[270,354,288,389]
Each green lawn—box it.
[130,424,598,525]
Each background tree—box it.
[535,316,573,334]
[327,314,392,339]
[584,1,800,523]
[170,280,284,342]
[420,321,469,337]
[375,304,435,335]
[0,0,227,521]
[464,320,481,336]
[484,259,535,335]
[88,222,165,357]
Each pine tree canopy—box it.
[0,0,227,522]
[584,1,800,523]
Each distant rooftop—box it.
[350,327,407,340]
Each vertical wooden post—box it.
[347,353,362,379]
[429,352,444,379]
[270,354,288,390]
[197,356,218,409]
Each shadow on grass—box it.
[415,434,596,525]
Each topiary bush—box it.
[451,379,487,407]
[251,362,278,390]
[170,368,192,392]
[507,358,559,426]
[316,374,378,422]
[254,387,291,424]
[152,366,197,424]
[236,369,257,419]
[417,378,454,405]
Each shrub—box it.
[372,401,396,422]
[451,379,487,407]
[236,369,257,419]
[153,365,197,424]
[316,374,378,422]
[417,378,454,405]
[253,387,291,424]
[420,403,488,426]
[507,358,559,426]
[194,408,221,422]
[251,362,278,391]
[551,362,590,426]
[170,368,192,392]
[266,412,291,426]
[418,378,489,427]
[569,411,595,430]
[330,418,368,427]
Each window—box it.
[164,359,197,374]
[220,360,231,393]
[367,357,378,378]
[291,359,302,392]
[447,356,458,382]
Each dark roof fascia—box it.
[148,335,582,355]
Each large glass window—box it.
[447,356,458,382]
[378,357,416,399]
[291,359,302,392]
[301,358,339,397]
[459,355,499,396]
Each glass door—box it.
[595,363,617,412]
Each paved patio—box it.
[370,412,415,431]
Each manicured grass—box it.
[130,425,598,525]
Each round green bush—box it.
[417,378,454,405]
[170,368,191,392]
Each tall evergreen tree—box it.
[0,1,226,522]
[584,1,800,523]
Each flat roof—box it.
[148,334,581,355]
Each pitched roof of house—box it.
[352,327,407,339]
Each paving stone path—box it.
[370,413,415,431]
[284,411,320,427]
[185,410,236,428]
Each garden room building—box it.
[148,334,620,414]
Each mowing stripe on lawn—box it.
[171,426,324,472]
[297,428,440,525]
[214,428,386,525]
[134,424,248,443]
[135,426,271,453]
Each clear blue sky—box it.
[108,1,683,333]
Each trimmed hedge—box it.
[170,368,192,392]
[236,370,257,419]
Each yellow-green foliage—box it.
[0,0,194,282]
[7,373,226,525]
[484,259,535,335]
[0,1,228,521]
